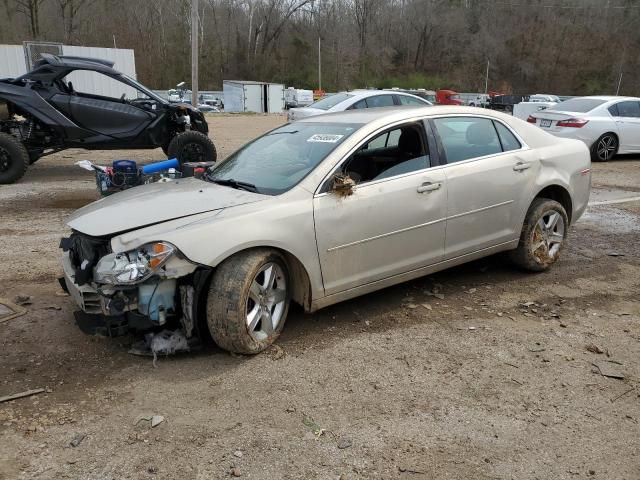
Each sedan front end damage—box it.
[60,231,198,337]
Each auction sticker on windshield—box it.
[307,134,344,143]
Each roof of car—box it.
[345,90,426,100]
[34,53,120,74]
[296,105,507,124]
[569,95,639,102]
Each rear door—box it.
[610,101,640,151]
[431,116,538,259]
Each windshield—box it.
[308,93,353,110]
[207,122,362,195]
[120,74,165,102]
[552,98,605,113]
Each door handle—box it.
[513,162,531,172]
[417,182,442,193]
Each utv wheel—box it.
[206,249,290,354]
[510,198,568,272]
[0,133,29,184]
[167,130,217,165]
[591,133,617,162]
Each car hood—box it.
[67,177,269,237]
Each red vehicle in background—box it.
[436,89,463,105]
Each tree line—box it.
[1,0,639,96]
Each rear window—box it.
[552,98,606,113]
[308,93,353,111]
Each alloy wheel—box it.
[530,210,565,263]
[246,262,287,341]
[596,135,617,161]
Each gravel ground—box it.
[1,114,639,480]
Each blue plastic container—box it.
[141,158,180,175]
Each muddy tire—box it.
[0,132,29,184]
[510,198,568,272]
[166,130,217,165]
[206,249,290,354]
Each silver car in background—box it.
[528,96,640,161]
[287,90,432,122]
[61,106,591,355]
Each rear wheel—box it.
[510,198,568,272]
[166,130,217,165]
[0,133,29,184]
[591,133,618,162]
[206,249,290,354]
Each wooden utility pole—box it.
[191,0,199,107]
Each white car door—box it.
[610,100,640,152]
[431,116,538,259]
[313,121,447,295]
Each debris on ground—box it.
[69,433,86,447]
[151,415,165,428]
[592,361,625,380]
[233,450,243,458]
[606,252,624,257]
[129,329,190,366]
[302,415,325,437]
[13,295,32,305]
[0,388,46,404]
[585,343,605,354]
[421,303,432,310]
[230,467,242,477]
[267,344,285,360]
[337,437,352,449]
[0,299,27,323]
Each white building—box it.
[223,80,285,113]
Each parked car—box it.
[529,94,560,103]
[0,54,216,183]
[287,90,431,121]
[385,88,436,104]
[435,89,463,105]
[488,94,528,113]
[528,96,640,161]
[60,106,590,354]
[468,94,491,107]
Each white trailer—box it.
[284,87,314,108]
[223,80,285,113]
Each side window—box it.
[433,117,502,163]
[398,95,426,106]
[341,123,430,184]
[616,101,640,118]
[62,70,144,101]
[608,104,619,116]
[493,121,521,152]
[366,95,395,108]
[349,99,367,110]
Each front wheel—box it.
[591,133,618,162]
[166,130,217,165]
[206,249,290,354]
[510,198,568,272]
[0,133,29,184]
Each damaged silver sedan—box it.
[60,106,591,354]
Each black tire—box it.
[166,130,217,165]
[510,198,569,272]
[206,249,290,354]
[0,133,29,184]
[591,133,618,162]
[28,151,41,164]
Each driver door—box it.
[313,121,447,295]
[59,70,154,138]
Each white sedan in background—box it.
[287,90,432,121]
[528,96,640,161]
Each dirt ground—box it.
[1,113,639,480]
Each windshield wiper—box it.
[210,178,258,192]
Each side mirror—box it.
[330,173,356,196]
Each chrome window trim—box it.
[313,113,530,197]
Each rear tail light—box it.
[526,116,537,124]
[556,118,589,128]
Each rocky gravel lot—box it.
[1,114,639,480]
